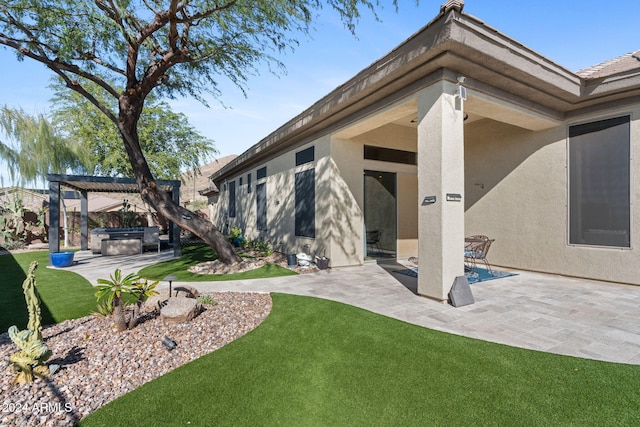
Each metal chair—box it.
[464,235,494,275]
[366,229,383,255]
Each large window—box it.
[569,116,630,247]
[295,169,316,238]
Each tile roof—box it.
[440,0,464,13]
[577,49,640,79]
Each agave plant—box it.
[8,326,52,384]
[95,269,140,332]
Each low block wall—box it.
[101,238,142,256]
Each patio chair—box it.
[366,229,383,255]
[464,235,495,275]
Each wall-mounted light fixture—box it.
[456,76,467,101]
[422,196,437,205]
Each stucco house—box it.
[205,0,640,301]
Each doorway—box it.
[364,170,397,259]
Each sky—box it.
[1,0,639,186]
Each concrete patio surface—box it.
[66,250,640,365]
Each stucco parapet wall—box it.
[212,8,640,182]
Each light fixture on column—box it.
[456,76,467,101]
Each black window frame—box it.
[569,115,631,248]
[256,182,267,231]
[364,145,417,165]
[295,168,316,238]
[296,146,315,166]
[228,180,236,218]
[256,166,267,180]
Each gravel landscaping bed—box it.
[0,292,272,426]
[189,250,322,275]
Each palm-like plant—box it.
[127,279,159,329]
[95,269,140,332]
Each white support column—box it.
[416,80,466,301]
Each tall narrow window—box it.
[228,181,236,218]
[295,169,315,238]
[256,182,267,231]
[247,173,251,193]
[569,116,630,247]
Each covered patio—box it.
[46,174,183,258]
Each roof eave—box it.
[212,9,640,183]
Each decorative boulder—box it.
[160,297,200,323]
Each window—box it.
[364,145,417,165]
[239,177,243,186]
[247,173,251,193]
[256,182,267,231]
[569,116,630,247]
[295,169,315,238]
[256,166,267,180]
[296,146,315,166]
[228,181,236,218]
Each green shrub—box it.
[197,295,217,306]
[244,239,272,257]
[229,227,243,240]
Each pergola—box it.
[46,174,182,257]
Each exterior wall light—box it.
[456,76,467,100]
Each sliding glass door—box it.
[364,170,397,258]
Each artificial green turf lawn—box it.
[80,293,640,426]
[0,251,97,331]
[137,243,298,282]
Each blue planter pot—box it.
[50,251,75,268]
[232,237,244,247]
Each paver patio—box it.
[66,250,640,365]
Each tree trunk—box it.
[118,96,241,265]
[144,202,155,227]
[112,294,127,332]
[128,301,141,330]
